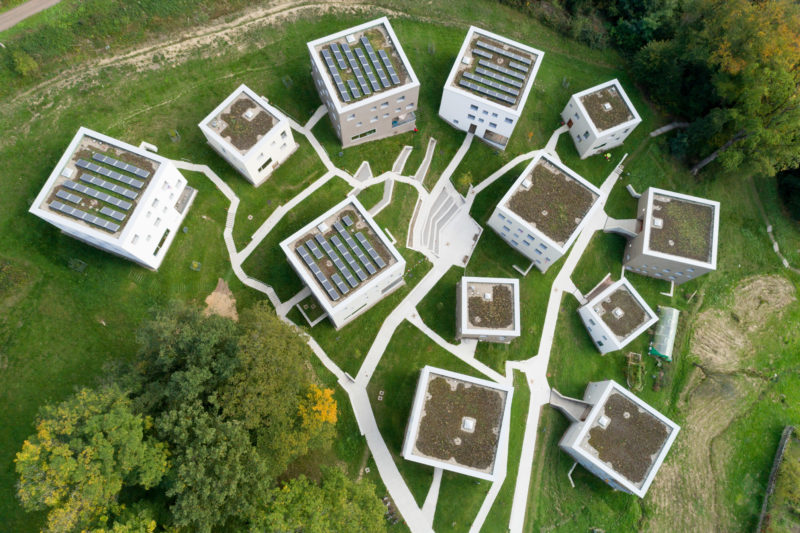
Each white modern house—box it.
[619,187,720,285]
[487,153,601,272]
[402,366,513,482]
[561,79,641,159]
[198,84,297,186]
[577,275,658,354]
[439,26,544,150]
[307,17,420,148]
[550,380,680,497]
[456,276,521,343]
[280,197,405,329]
[29,127,196,270]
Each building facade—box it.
[439,26,544,150]
[577,276,658,354]
[307,17,420,148]
[456,276,521,343]
[561,79,641,159]
[280,197,406,329]
[29,127,196,270]
[199,84,297,186]
[623,187,720,285]
[487,154,600,272]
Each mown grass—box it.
[357,183,386,211]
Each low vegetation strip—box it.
[757,427,800,533]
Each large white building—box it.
[29,127,196,270]
[198,84,297,186]
[622,187,720,285]
[561,79,641,159]
[577,276,658,354]
[487,153,601,272]
[280,197,405,329]
[456,276,521,344]
[402,366,513,482]
[439,26,544,150]
[551,380,680,498]
[307,17,420,148]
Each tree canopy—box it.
[15,385,167,532]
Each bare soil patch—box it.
[204,278,239,321]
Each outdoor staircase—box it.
[419,182,465,257]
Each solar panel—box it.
[463,71,520,96]
[99,206,126,222]
[378,50,400,85]
[297,245,314,267]
[472,48,493,59]
[509,60,530,72]
[321,49,337,70]
[306,239,324,259]
[76,159,144,189]
[343,215,354,226]
[79,173,138,200]
[334,221,345,233]
[92,153,150,179]
[353,66,371,95]
[320,278,340,301]
[476,67,523,88]
[355,232,386,268]
[330,43,348,70]
[49,201,120,233]
[55,189,82,204]
[62,180,132,210]
[331,273,350,295]
[458,79,516,105]
[476,40,532,65]
[347,79,362,99]
[332,235,367,281]
[342,43,360,71]
[478,59,526,81]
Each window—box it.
[281,130,287,139]
[676,272,683,276]
[395,107,401,112]
[351,129,376,140]
[132,234,139,244]
[398,96,406,103]
[356,121,363,127]
[583,131,590,139]
[511,240,519,246]
[534,249,542,255]
[406,103,414,109]
[597,340,604,347]
[624,128,630,133]
[454,119,459,124]
[146,211,152,218]
[257,157,273,173]
[492,112,498,117]
[468,114,476,120]
[505,117,513,124]
[154,217,161,227]
[470,104,478,111]
[539,243,548,250]
[152,199,159,208]
[589,319,596,326]
[370,116,378,123]
[687,268,695,273]
[371,106,377,111]
[655,272,662,277]
[271,140,276,146]
[280,143,287,150]
[642,264,648,268]
[482,110,488,115]
[663,268,671,273]
[576,135,582,142]
[535,259,542,264]
[669,276,676,280]
[497,213,506,220]
[381,102,389,109]
[523,240,530,246]
[489,122,497,128]
[347,113,356,121]
[383,113,389,118]
[502,225,511,232]
[478,118,484,123]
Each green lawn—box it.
[357,183,387,211]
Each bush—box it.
[777,169,800,221]
[11,49,38,77]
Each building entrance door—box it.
[468,123,477,134]
[567,119,573,128]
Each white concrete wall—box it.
[487,205,562,271]
[328,260,405,328]
[561,93,640,159]
[439,86,520,149]
[577,305,621,354]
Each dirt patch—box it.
[204,278,238,321]
[643,275,796,532]
[506,158,597,245]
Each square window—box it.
[381,102,389,109]
[478,118,484,123]
[597,340,604,347]
[502,225,511,232]
[154,217,161,227]
[687,268,695,273]
[152,199,159,208]
[383,113,389,118]
[504,117,513,124]
[575,113,579,120]
[132,234,139,244]
[583,131,590,139]
[398,96,406,103]
[535,249,542,255]
[523,241,530,246]
[576,135,582,142]
[357,121,363,127]
[482,110,488,115]
[281,131,287,139]
[589,319,596,326]
[489,122,498,128]
[406,103,414,109]
[492,112,498,117]
[498,213,506,220]
[468,114,476,120]
[470,104,478,111]
[347,113,355,121]
[454,119,459,124]
[663,268,670,273]
[371,116,378,123]
[511,240,519,246]
[371,106,377,111]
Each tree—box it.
[777,168,800,221]
[255,467,387,533]
[11,49,39,77]
[15,386,167,533]
[297,384,338,451]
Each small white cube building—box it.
[280,197,405,330]
[29,127,196,270]
[439,26,544,150]
[623,187,720,285]
[561,79,641,159]
[198,84,297,186]
[402,366,513,482]
[552,380,680,497]
[487,154,601,272]
[578,276,658,354]
[456,276,521,343]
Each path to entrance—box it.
[0,0,60,32]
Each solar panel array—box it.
[56,189,82,204]
[76,159,144,189]
[463,71,519,97]
[475,39,532,66]
[475,66,523,88]
[295,215,389,302]
[477,59,526,81]
[80,173,138,200]
[472,48,493,60]
[92,153,150,178]
[49,200,120,233]
[459,79,517,105]
[317,32,404,103]
[62,180,133,211]
[99,206,126,222]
